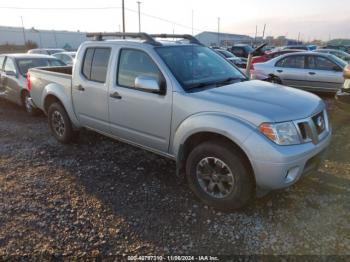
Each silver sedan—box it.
[251,52,347,92]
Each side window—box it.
[4,58,17,73]
[276,56,305,69]
[90,48,111,82]
[308,56,336,71]
[82,48,94,79]
[0,56,4,71]
[117,49,163,89]
[81,48,110,83]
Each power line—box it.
[0,5,257,37]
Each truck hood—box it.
[190,80,324,126]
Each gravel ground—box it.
[0,97,349,259]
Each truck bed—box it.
[29,66,73,112]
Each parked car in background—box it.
[315,49,350,63]
[229,44,254,58]
[281,45,312,51]
[28,48,66,55]
[251,52,347,92]
[251,49,301,66]
[322,45,350,54]
[214,49,246,68]
[335,65,350,112]
[53,52,76,66]
[0,54,66,115]
[28,32,331,210]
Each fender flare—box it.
[171,112,256,175]
[41,84,81,128]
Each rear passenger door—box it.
[72,47,111,132]
[108,48,172,153]
[274,55,307,88]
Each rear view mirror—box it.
[135,75,165,95]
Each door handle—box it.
[277,69,283,73]
[75,84,85,91]
[110,92,122,99]
[308,72,316,75]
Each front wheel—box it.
[268,76,282,84]
[186,141,254,211]
[48,102,77,144]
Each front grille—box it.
[294,110,329,145]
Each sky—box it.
[0,0,349,41]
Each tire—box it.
[269,76,282,84]
[186,141,254,211]
[22,91,39,116]
[48,102,76,144]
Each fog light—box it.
[285,166,300,183]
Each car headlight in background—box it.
[259,122,300,145]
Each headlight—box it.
[259,122,300,145]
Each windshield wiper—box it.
[215,77,245,87]
[187,82,216,90]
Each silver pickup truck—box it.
[28,33,331,210]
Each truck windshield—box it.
[155,45,246,90]
[16,58,66,76]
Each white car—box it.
[251,52,347,92]
[27,48,66,55]
[53,52,76,66]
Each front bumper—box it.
[244,127,332,190]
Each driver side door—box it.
[108,48,172,153]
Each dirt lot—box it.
[0,96,349,259]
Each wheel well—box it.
[180,132,255,181]
[44,95,61,113]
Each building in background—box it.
[195,31,252,47]
[0,26,88,50]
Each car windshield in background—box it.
[47,49,65,55]
[330,55,348,68]
[218,50,235,58]
[244,46,254,53]
[16,58,65,76]
[156,46,246,90]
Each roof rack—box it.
[150,34,204,45]
[86,32,203,46]
[86,32,161,46]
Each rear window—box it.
[82,47,111,83]
[16,58,65,76]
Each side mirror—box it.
[5,70,17,77]
[333,66,342,72]
[134,75,165,95]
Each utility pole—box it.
[122,0,126,38]
[297,32,300,43]
[137,1,141,32]
[262,24,266,39]
[53,30,58,47]
[254,25,258,46]
[20,16,27,46]
[191,10,194,35]
[217,17,220,47]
